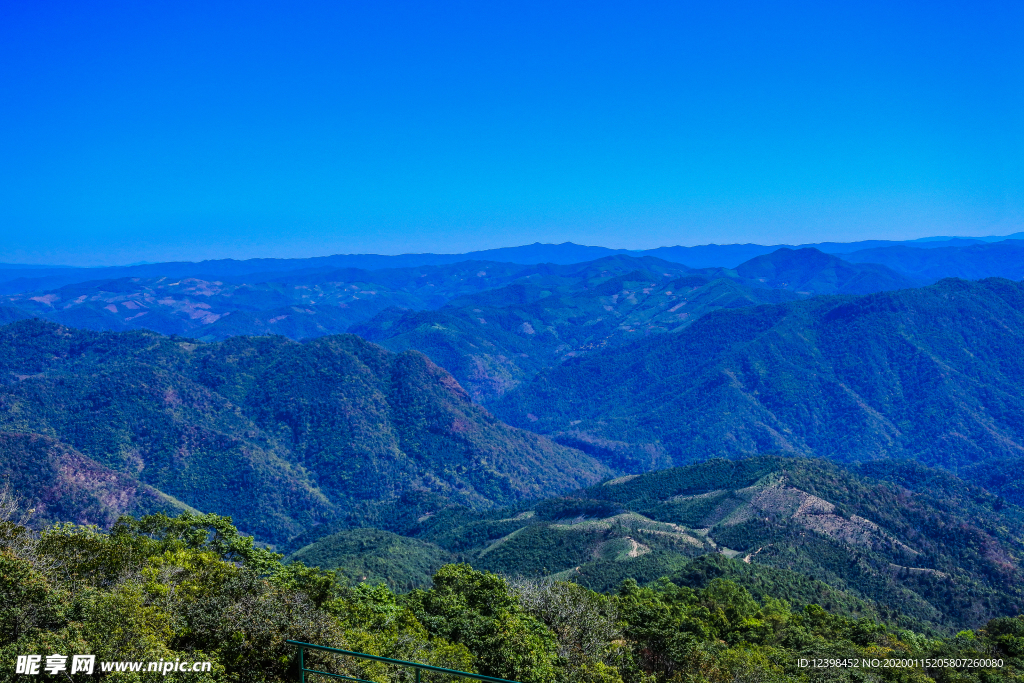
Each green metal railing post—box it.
[286,640,521,683]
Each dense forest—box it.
[5,498,1024,683]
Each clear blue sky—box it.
[1,1,1021,265]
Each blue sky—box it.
[1,1,1021,265]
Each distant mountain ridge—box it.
[2,260,550,339]
[734,248,922,295]
[3,232,1021,294]
[844,240,1024,282]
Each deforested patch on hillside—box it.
[0,432,192,526]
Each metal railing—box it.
[287,641,521,683]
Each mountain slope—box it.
[844,240,1024,281]
[491,278,1024,493]
[0,432,193,527]
[353,257,812,402]
[354,456,1024,632]
[353,259,724,400]
[0,261,550,339]
[0,306,31,325]
[288,528,458,591]
[354,250,922,403]
[735,248,922,294]
[0,319,608,544]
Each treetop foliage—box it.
[5,501,1024,682]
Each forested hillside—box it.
[5,505,1024,683]
[354,257,765,401]
[0,319,608,544]
[289,456,1024,633]
[0,432,192,526]
[492,278,1024,485]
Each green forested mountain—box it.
[290,456,1024,633]
[0,319,608,544]
[492,277,1024,484]
[354,249,917,402]
[353,257,744,401]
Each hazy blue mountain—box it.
[0,261,564,339]
[734,248,923,294]
[843,239,1024,282]
[3,232,1020,294]
[8,252,858,350]
[0,306,31,325]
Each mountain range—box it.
[843,240,1024,281]
[4,238,1020,359]
[491,277,1024,493]
[0,319,607,544]
[353,249,929,401]
[0,250,919,379]
[2,260,549,339]
[5,234,1024,637]
[3,232,1021,294]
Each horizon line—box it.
[2,231,1023,270]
